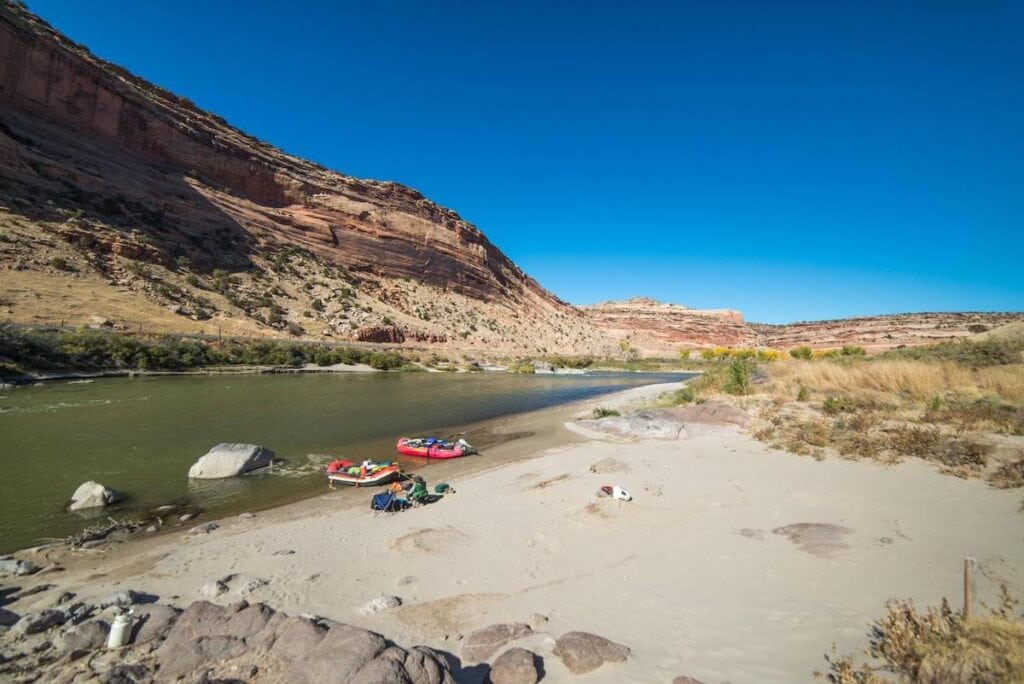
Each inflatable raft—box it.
[396,437,475,459]
[326,459,403,486]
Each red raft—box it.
[395,437,475,460]
[326,459,403,486]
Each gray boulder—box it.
[300,623,389,682]
[552,631,630,674]
[132,604,180,644]
[461,623,533,663]
[593,410,687,440]
[99,589,142,610]
[12,608,67,635]
[53,620,108,654]
[489,647,540,684]
[188,443,275,479]
[69,481,121,511]
[0,556,39,576]
[266,616,328,659]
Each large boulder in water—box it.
[188,443,274,479]
[69,481,121,511]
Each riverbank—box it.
[3,381,1022,682]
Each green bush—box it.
[50,257,74,271]
[592,407,620,418]
[673,386,697,404]
[0,325,423,374]
[723,359,752,395]
[790,346,813,360]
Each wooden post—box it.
[964,556,976,619]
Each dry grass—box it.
[768,359,1024,402]
[819,593,1024,683]
[744,358,1024,485]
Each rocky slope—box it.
[0,1,612,355]
[583,298,1024,355]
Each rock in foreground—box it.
[490,647,540,684]
[10,598,454,683]
[69,481,121,510]
[461,623,533,663]
[187,443,275,479]
[552,631,630,674]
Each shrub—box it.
[366,351,404,370]
[887,425,942,457]
[790,346,813,360]
[989,456,1024,489]
[819,592,1024,683]
[672,385,697,404]
[822,395,859,416]
[592,407,620,418]
[724,359,752,395]
[50,256,74,271]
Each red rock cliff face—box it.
[584,299,1024,354]
[0,3,561,311]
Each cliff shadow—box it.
[0,107,261,276]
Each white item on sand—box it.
[106,611,133,648]
[612,486,632,502]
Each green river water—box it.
[0,370,690,552]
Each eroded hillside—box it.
[0,1,612,355]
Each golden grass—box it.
[822,597,1024,683]
[768,359,1024,402]
[917,616,1024,682]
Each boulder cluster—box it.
[0,594,455,683]
[0,588,638,683]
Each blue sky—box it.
[24,0,1024,323]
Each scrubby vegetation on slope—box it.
[662,336,1024,488]
[0,324,407,375]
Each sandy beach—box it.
[7,381,1024,683]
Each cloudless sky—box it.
[23,0,1024,323]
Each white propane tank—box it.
[107,611,133,648]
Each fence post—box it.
[963,556,976,619]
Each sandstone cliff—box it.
[0,1,611,355]
[1,3,1018,359]
[583,299,1024,356]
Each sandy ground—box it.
[12,382,1024,683]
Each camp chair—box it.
[370,491,408,516]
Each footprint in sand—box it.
[589,457,630,474]
[530,473,570,490]
[772,522,852,558]
[388,526,468,554]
